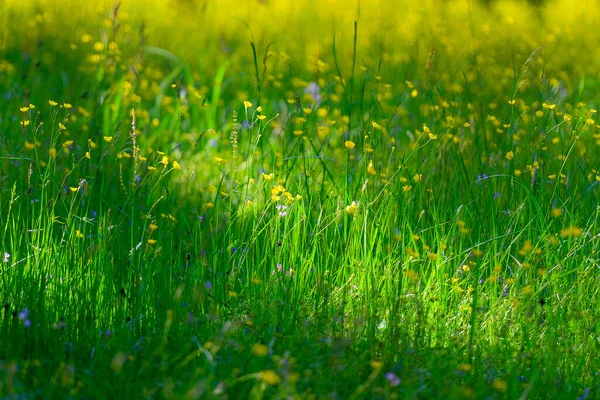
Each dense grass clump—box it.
[1,0,599,398]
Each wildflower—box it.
[385,371,401,386]
[18,308,31,327]
[103,136,113,142]
[172,161,181,170]
[252,343,269,357]
[344,140,355,149]
[505,151,514,160]
[492,379,507,391]
[63,103,72,109]
[258,370,281,386]
[372,121,382,130]
[3,252,9,263]
[243,101,253,108]
[367,160,376,175]
[20,106,30,112]
[49,100,58,106]
[560,226,583,238]
[161,156,169,165]
[346,201,359,215]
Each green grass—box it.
[1,0,599,398]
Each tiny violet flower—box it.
[385,371,401,387]
[18,308,31,327]
[205,281,212,291]
[279,211,288,218]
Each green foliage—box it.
[0,0,598,398]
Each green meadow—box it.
[0,0,599,398]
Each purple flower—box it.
[18,308,31,327]
[385,371,401,387]
[205,281,212,291]
[231,246,237,254]
[493,192,501,199]
[279,211,287,218]
[3,252,9,263]
[277,264,283,272]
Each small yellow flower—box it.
[49,100,58,107]
[20,106,30,112]
[20,120,30,127]
[370,360,383,369]
[257,115,266,121]
[505,151,514,160]
[346,201,359,216]
[243,101,253,108]
[161,156,169,165]
[344,140,356,149]
[147,239,157,245]
[410,89,418,98]
[586,118,595,125]
[371,121,382,130]
[103,136,113,142]
[367,160,376,175]
[85,152,91,159]
[251,343,269,357]
[492,379,507,391]
[63,103,72,109]
[69,187,79,192]
[172,161,181,170]
[258,370,281,386]
[560,226,583,238]
[75,230,84,238]
[149,223,158,231]
[58,122,67,130]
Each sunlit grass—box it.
[0,0,599,398]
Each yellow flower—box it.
[63,103,72,109]
[85,152,91,159]
[20,120,30,127]
[505,151,514,160]
[244,101,253,108]
[58,123,67,130]
[344,140,356,149]
[147,239,157,245]
[346,201,359,215]
[49,100,58,107]
[69,187,79,192]
[371,121,382,130]
[492,379,507,391]
[258,370,281,386]
[103,136,113,142]
[75,230,84,238]
[20,106,30,112]
[367,160,376,175]
[257,115,266,120]
[560,226,583,238]
[251,343,269,357]
[586,118,595,125]
[161,156,169,165]
[172,161,181,170]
